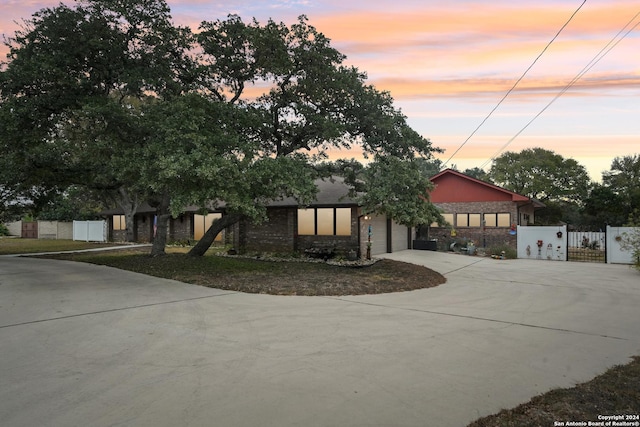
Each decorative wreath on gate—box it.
[557,231,563,238]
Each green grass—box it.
[0,238,127,255]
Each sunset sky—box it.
[1,0,638,181]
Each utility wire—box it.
[441,0,587,169]
[479,9,640,170]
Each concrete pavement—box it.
[1,251,639,427]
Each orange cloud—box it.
[368,71,640,100]
[313,3,639,49]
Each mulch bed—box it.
[184,258,447,296]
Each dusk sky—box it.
[2,0,638,181]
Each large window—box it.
[113,215,126,231]
[298,208,352,236]
[484,213,511,227]
[297,209,315,235]
[431,213,454,227]
[194,213,222,241]
[456,213,481,227]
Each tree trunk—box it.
[150,213,171,256]
[114,187,140,242]
[150,193,171,257]
[188,212,243,257]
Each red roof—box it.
[429,169,532,203]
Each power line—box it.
[441,0,587,169]
[479,9,640,170]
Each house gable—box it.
[429,169,530,203]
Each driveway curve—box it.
[1,252,639,427]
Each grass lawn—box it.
[7,239,640,424]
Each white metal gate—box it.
[567,231,606,263]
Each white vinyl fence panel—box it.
[607,226,638,265]
[517,225,567,261]
[73,220,107,242]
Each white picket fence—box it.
[73,220,107,242]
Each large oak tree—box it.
[187,15,440,256]
[2,2,441,257]
[0,0,194,247]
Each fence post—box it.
[604,226,607,264]
[565,224,569,261]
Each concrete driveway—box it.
[1,251,639,427]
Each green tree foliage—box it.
[581,183,627,229]
[488,148,591,205]
[415,158,445,178]
[462,167,490,182]
[578,155,640,229]
[620,209,640,271]
[602,155,640,223]
[0,0,194,248]
[2,4,440,257]
[356,157,442,227]
[187,15,440,256]
[37,187,105,221]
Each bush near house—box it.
[620,210,640,271]
[620,228,640,271]
[488,245,517,259]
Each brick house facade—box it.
[227,178,409,257]
[101,178,411,257]
[106,204,220,244]
[229,206,362,255]
[427,169,544,250]
[102,172,540,254]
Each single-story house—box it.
[103,204,222,244]
[427,169,545,249]
[102,171,541,256]
[102,177,413,257]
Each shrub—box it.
[488,245,517,259]
[0,223,9,236]
[620,228,640,271]
[621,210,640,271]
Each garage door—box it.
[391,221,410,252]
[366,215,388,256]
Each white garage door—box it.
[366,215,388,256]
[391,221,410,252]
